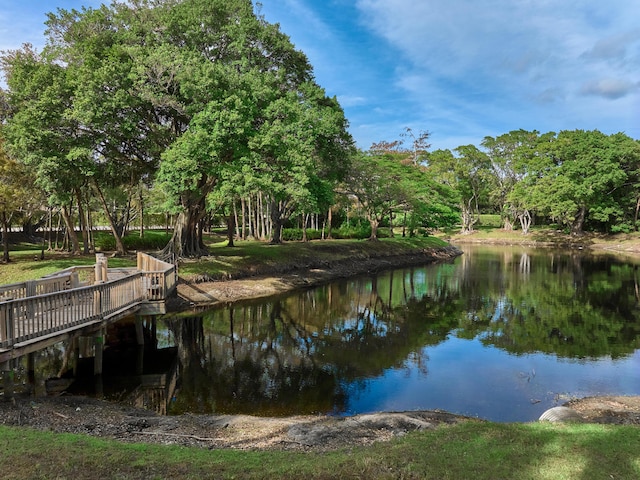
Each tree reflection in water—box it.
[163,246,640,418]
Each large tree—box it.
[2,0,350,257]
[150,0,348,254]
[345,150,458,240]
[481,130,540,231]
[0,133,30,262]
[428,146,492,233]
[1,45,89,254]
[519,130,632,234]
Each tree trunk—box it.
[326,207,333,239]
[165,191,209,258]
[139,184,145,238]
[502,217,514,231]
[92,181,126,255]
[571,206,586,235]
[240,197,246,240]
[368,217,380,241]
[226,213,235,247]
[1,213,10,263]
[75,189,90,255]
[60,204,81,254]
[518,210,532,235]
[460,198,478,234]
[302,213,309,242]
[171,210,202,257]
[270,200,284,244]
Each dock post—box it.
[72,337,81,377]
[95,253,106,284]
[135,316,145,346]
[27,352,36,392]
[1,360,14,401]
[94,331,104,376]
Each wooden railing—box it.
[0,253,176,350]
[0,267,94,302]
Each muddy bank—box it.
[176,245,462,307]
[0,395,473,451]
[0,394,638,452]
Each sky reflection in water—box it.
[164,245,640,422]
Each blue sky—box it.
[1,1,639,151]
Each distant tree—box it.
[520,130,631,234]
[345,150,458,240]
[0,133,30,262]
[400,127,431,166]
[428,146,492,233]
[481,130,540,231]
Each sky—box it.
[1,0,639,151]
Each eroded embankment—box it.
[175,245,462,307]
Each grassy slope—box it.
[178,236,450,281]
[1,235,449,285]
[0,421,638,479]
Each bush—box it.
[478,214,502,228]
[94,231,172,251]
[281,228,323,241]
[333,223,371,239]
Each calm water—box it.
[26,245,640,422]
[155,245,640,422]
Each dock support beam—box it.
[94,331,104,376]
[135,317,145,346]
[1,360,14,400]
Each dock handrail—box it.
[0,252,176,350]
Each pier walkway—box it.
[0,252,177,366]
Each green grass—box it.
[1,235,448,286]
[0,254,137,286]
[178,235,449,280]
[0,421,638,479]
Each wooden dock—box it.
[0,252,177,366]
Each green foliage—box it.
[508,130,640,234]
[94,231,172,252]
[333,222,371,239]
[281,228,323,241]
[345,150,459,239]
[478,214,502,228]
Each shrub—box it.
[94,231,172,251]
[281,228,323,241]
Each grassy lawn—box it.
[0,421,638,479]
[1,234,449,286]
[178,235,449,280]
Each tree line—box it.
[1,0,639,263]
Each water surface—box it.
[157,245,640,422]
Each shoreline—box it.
[2,238,639,451]
[174,233,640,309]
[175,244,463,308]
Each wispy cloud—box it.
[580,78,639,99]
[2,1,638,149]
[351,0,640,146]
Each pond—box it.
[27,245,640,422]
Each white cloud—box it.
[350,0,640,148]
[581,30,640,64]
[580,78,639,99]
[337,95,368,107]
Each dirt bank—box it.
[175,245,462,307]
[0,394,638,452]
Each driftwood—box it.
[137,431,223,442]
